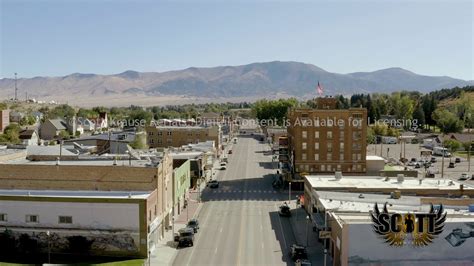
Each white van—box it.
[433,146,451,157]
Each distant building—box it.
[0,109,9,133]
[286,98,367,181]
[146,125,222,156]
[63,131,136,154]
[9,111,25,123]
[97,112,108,129]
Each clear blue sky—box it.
[1,0,472,80]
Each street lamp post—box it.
[46,230,51,264]
[305,215,310,246]
[288,181,291,203]
[172,216,175,236]
[323,248,328,266]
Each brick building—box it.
[145,125,222,156]
[0,151,174,258]
[0,109,9,133]
[286,98,367,181]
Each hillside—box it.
[0,61,471,107]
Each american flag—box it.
[317,81,323,96]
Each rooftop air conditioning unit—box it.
[397,174,404,183]
[335,171,343,180]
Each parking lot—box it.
[368,143,473,184]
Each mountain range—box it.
[0,61,472,106]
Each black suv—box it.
[176,228,195,248]
[187,219,200,233]
[208,180,219,188]
[289,244,308,261]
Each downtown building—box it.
[145,125,222,157]
[0,149,174,258]
[303,173,474,266]
[285,98,367,182]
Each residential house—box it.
[19,129,39,146]
[9,111,25,123]
[31,111,44,123]
[39,118,75,140]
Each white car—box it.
[458,173,469,181]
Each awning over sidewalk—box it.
[311,212,326,229]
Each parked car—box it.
[410,158,417,163]
[430,157,437,163]
[228,150,233,154]
[219,165,227,170]
[208,180,219,188]
[289,244,308,261]
[448,162,455,168]
[407,161,415,166]
[220,162,227,166]
[458,173,469,181]
[414,163,421,169]
[295,259,312,266]
[176,228,195,248]
[279,204,291,217]
[187,219,200,233]
[455,157,461,163]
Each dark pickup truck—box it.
[175,228,195,248]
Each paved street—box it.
[172,136,304,266]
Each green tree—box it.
[389,92,414,120]
[367,127,376,144]
[3,124,21,144]
[432,109,464,134]
[58,130,71,140]
[130,133,148,149]
[412,104,425,129]
[47,104,76,119]
[371,123,388,136]
[444,139,461,162]
[252,98,298,126]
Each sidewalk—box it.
[150,185,204,266]
[289,204,332,266]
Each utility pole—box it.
[14,72,18,101]
[441,135,445,179]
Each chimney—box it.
[397,174,404,183]
[335,171,343,180]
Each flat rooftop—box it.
[366,155,384,160]
[305,175,474,191]
[314,191,473,215]
[3,158,159,167]
[0,189,152,199]
[333,212,474,224]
